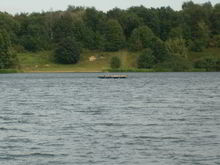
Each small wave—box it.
[0,145,20,149]
[135,136,181,140]
[6,153,55,158]
[95,122,151,127]
[21,112,35,116]
[170,118,186,121]
[0,127,8,131]
[7,138,32,143]
[0,127,27,132]
[29,153,55,157]
[48,161,69,164]
[0,116,16,121]
[0,156,16,160]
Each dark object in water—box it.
[98,75,128,79]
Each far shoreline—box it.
[0,68,215,74]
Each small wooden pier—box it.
[98,75,128,79]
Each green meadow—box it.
[12,48,220,73]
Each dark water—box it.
[0,73,220,165]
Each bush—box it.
[165,38,188,58]
[54,37,80,64]
[194,57,220,71]
[209,35,220,48]
[110,56,121,69]
[189,39,206,52]
[137,49,156,68]
[150,38,169,63]
[154,56,192,72]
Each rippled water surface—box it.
[0,73,220,165]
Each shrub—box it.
[154,56,192,72]
[209,35,220,48]
[194,57,220,71]
[165,38,188,58]
[137,49,156,68]
[190,39,206,52]
[150,38,169,63]
[54,37,80,64]
[110,56,121,69]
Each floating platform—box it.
[98,75,128,79]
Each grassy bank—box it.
[17,50,139,72]
[15,48,220,72]
[188,48,220,61]
[0,69,19,73]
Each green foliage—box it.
[1,2,220,72]
[0,29,18,69]
[110,56,121,69]
[107,9,143,39]
[15,47,220,72]
[71,20,96,49]
[157,7,179,41]
[137,49,156,68]
[0,29,10,52]
[19,35,42,52]
[0,51,18,69]
[105,68,153,72]
[53,13,75,43]
[182,2,212,51]
[209,35,220,48]
[129,26,155,51]
[121,12,143,39]
[105,19,125,51]
[155,56,193,72]
[194,57,220,71]
[150,38,169,63]
[0,12,19,44]
[54,37,80,64]
[165,38,188,58]
[214,35,220,48]
[15,13,52,52]
[83,7,106,32]
[0,69,18,73]
[211,4,220,35]
[169,27,183,39]
[128,6,160,37]
[66,5,85,12]
[194,21,210,51]
[190,39,207,52]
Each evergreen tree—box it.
[0,29,17,69]
[105,19,125,51]
[54,37,80,64]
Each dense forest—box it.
[0,1,220,72]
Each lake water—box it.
[0,73,220,165]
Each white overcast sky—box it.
[0,0,219,14]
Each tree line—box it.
[0,1,220,70]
